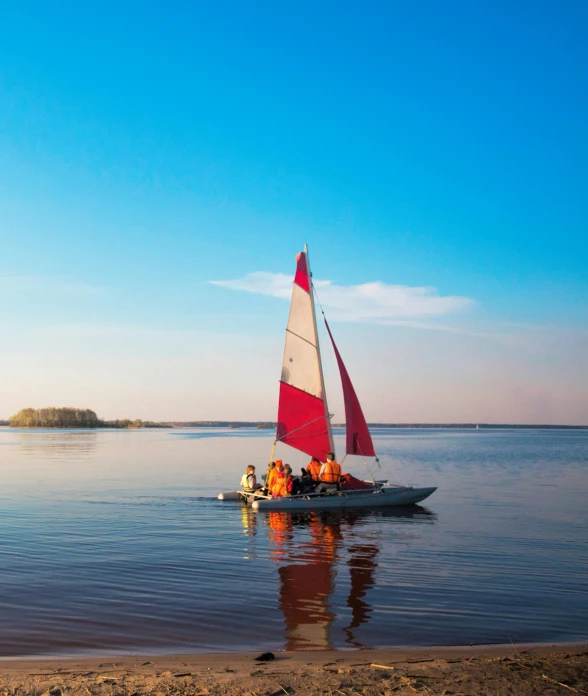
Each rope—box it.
[313,283,328,320]
[275,414,329,443]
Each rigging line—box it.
[285,433,328,443]
[312,282,328,320]
[275,414,329,443]
[354,437,377,484]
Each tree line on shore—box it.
[8,407,169,429]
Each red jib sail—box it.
[276,251,332,461]
[324,319,376,457]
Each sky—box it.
[0,0,587,424]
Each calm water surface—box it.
[0,427,587,657]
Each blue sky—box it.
[0,1,586,423]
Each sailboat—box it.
[218,246,436,511]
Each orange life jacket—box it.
[321,460,342,484]
[307,460,322,481]
[266,468,277,490]
[266,460,282,490]
[272,471,290,498]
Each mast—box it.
[305,243,335,458]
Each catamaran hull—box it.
[251,486,436,511]
[217,491,243,501]
[218,486,436,510]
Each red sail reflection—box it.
[265,511,379,650]
[240,506,435,649]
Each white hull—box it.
[217,491,243,501]
[218,485,436,511]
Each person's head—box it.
[284,465,292,476]
[326,452,335,462]
[247,465,255,474]
[311,457,320,464]
[275,459,283,470]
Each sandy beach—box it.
[2,643,586,696]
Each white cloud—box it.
[210,271,474,323]
[211,272,294,299]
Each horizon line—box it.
[1,420,586,429]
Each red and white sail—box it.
[324,319,376,458]
[276,250,334,461]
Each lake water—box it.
[0,426,587,657]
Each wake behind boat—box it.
[218,246,436,511]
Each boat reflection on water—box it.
[345,534,379,648]
[241,505,436,650]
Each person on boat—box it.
[306,457,322,482]
[284,465,295,495]
[266,459,283,494]
[297,466,316,493]
[240,465,262,492]
[271,464,294,498]
[316,452,342,493]
[263,461,275,490]
[289,466,311,495]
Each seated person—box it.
[240,465,263,492]
[315,452,342,493]
[262,461,274,491]
[306,457,322,482]
[284,465,295,495]
[271,463,293,498]
[289,468,309,496]
[265,459,282,493]
[297,467,316,493]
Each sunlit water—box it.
[0,426,587,657]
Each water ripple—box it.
[0,427,586,656]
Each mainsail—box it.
[324,319,376,458]
[276,250,334,461]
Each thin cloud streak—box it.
[210,271,475,324]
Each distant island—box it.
[8,407,170,429]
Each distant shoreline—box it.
[1,421,586,430]
[175,422,588,429]
[4,408,172,429]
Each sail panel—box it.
[294,251,311,292]
[277,382,331,460]
[286,282,317,345]
[324,320,376,457]
[281,330,322,398]
[276,249,332,460]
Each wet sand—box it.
[1,643,586,695]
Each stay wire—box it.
[312,283,382,477]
